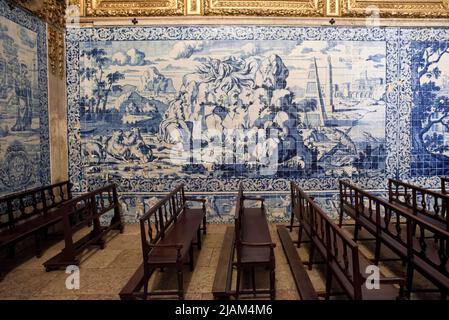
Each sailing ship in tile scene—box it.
[0,0,449,302]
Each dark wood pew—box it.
[339,180,449,299]
[234,184,276,300]
[277,225,319,300]
[293,182,405,300]
[441,177,449,195]
[43,184,123,271]
[139,184,207,300]
[0,181,73,279]
[212,226,235,300]
[388,178,449,230]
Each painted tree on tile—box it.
[80,48,124,114]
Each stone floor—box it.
[0,223,442,300]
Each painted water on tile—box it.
[411,41,449,177]
[78,40,386,185]
[0,1,48,195]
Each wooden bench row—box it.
[339,180,449,299]
[138,184,207,300]
[388,178,449,231]
[234,184,276,299]
[0,181,73,279]
[0,182,124,278]
[291,182,405,300]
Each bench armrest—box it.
[184,197,206,203]
[243,196,265,203]
[240,241,276,248]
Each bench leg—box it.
[7,244,16,259]
[270,268,275,300]
[35,232,43,258]
[325,270,333,300]
[289,212,294,232]
[297,225,303,248]
[251,267,256,296]
[197,228,202,250]
[353,222,360,242]
[338,207,344,228]
[202,216,207,235]
[189,246,194,271]
[406,264,414,299]
[235,267,241,300]
[177,269,184,300]
[308,242,316,270]
[373,238,381,265]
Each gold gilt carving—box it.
[84,0,184,16]
[48,27,65,77]
[70,0,449,18]
[203,0,325,16]
[12,0,66,77]
[342,0,449,18]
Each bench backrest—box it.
[234,184,245,252]
[441,177,449,195]
[59,183,119,231]
[341,180,449,291]
[388,178,449,230]
[139,184,185,258]
[340,180,409,255]
[0,181,73,232]
[292,182,362,299]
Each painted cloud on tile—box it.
[0,2,48,195]
[78,39,386,183]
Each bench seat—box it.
[240,208,272,264]
[148,209,205,265]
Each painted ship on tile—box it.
[78,40,386,181]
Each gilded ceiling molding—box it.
[202,0,325,16]
[342,0,449,18]
[84,0,184,16]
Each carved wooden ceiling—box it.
[66,0,449,17]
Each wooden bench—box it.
[441,177,449,194]
[0,181,73,279]
[139,184,207,300]
[234,184,276,300]
[277,225,318,300]
[292,182,405,300]
[43,183,123,271]
[339,180,449,299]
[212,226,235,300]
[388,178,449,230]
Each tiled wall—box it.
[66,26,449,222]
[0,1,49,195]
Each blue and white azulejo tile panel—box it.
[0,0,49,195]
[65,25,449,221]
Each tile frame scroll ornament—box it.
[84,0,185,17]
[65,25,401,194]
[0,0,51,190]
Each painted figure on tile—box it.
[11,63,32,131]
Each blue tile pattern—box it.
[64,25,449,221]
[0,0,49,195]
